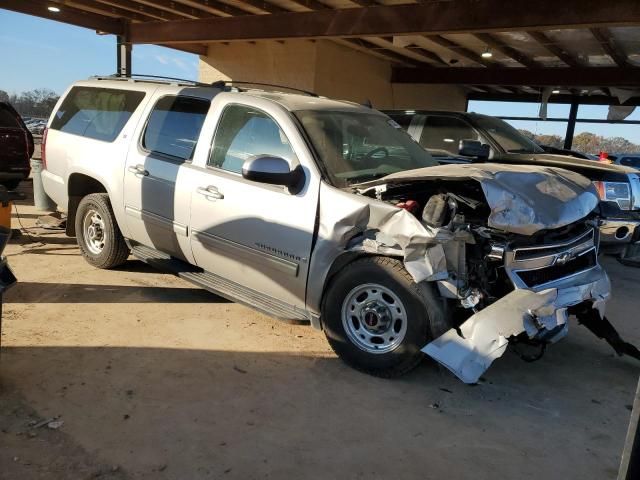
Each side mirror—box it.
[242,155,304,193]
[459,139,490,159]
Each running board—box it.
[130,244,310,322]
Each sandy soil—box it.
[1,203,639,480]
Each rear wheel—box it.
[322,256,445,378]
[75,193,130,269]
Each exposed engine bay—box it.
[342,163,640,383]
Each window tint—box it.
[621,157,640,168]
[209,104,297,174]
[0,106,20,129]
[50,87,144,142]
[474,115,544,154]
[419,116,479,156]
[388,113,413,130]
[143,96,210,161]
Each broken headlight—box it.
[594,181,632,210]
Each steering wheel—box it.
[365,147,389,161]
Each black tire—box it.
[322,256,446,378]
[1,179,21,191]
[75,193,130,269]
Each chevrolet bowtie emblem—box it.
[555,252,574,265]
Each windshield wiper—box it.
[348,172,391,184]
[507,148,538,154]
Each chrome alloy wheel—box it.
[341,283,408,354]
[83,209,107,255]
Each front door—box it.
[186,101,319,309]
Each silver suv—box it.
[41,76,638,383]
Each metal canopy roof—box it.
[2,0,640,100]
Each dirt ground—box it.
[1,202,639,480]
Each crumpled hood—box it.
[360,163,599,236]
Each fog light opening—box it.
[615,226,630,240]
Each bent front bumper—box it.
[599,218,640,250]
[423,266,611,384]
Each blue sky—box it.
[1,9,638,144]
[0,10,198,95]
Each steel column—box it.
[564,101,579,150]
[116,35,132,76]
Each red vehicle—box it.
[0,102,33,190]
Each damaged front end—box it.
[311,163,639,383]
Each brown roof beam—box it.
[127,0,211,19]
[93,0,184,21]
[221,0,286,14]
[0,0,125,34]
[425,34,492,67]
[590,27,629,67]
[339,39,420,66]
[347,0,378,6]
[166,43,209,55]
[405,45,449,66]
[392,66,640,87]
[526,31,581,67]
[61,0,148,22]
[128,0,640,43]
[171,0,253,16]
[474,32,537,68]
[294,0,333,10]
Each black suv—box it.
[0,102,33,190]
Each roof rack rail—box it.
[211,80,319,97]
[90,74,319,97]
[92,73,213,87]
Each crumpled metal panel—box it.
[306,183,454,313]
[422,268,611,384]
[358,163,599,236]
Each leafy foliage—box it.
[518,129,640,154]
[1,89,60,119]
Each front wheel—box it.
[322,256,445,378]
[75,193,130,269]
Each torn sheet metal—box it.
[358,163,599,236]
[423,268,611,384]
[306,183,461,313]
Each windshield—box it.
[473,114,544,154]
[295,110,438,187]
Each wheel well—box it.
[319,252,399,315]
[66,174,107,236]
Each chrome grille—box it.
[505,227,599,290]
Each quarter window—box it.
[50,87,145,142]
[209,104,297,174]
[143,96,210,161]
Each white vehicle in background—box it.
[39,75,640,383]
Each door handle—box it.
[128,165,149,176]
[197,185,224,200]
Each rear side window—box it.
[0,106,20,128]
[51,87,145,142]
[143,96,210,161]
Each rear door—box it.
[183,96,320,309]
[123,93,211,262]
